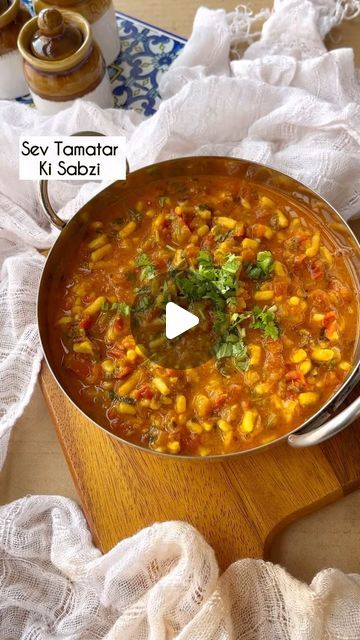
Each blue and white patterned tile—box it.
[16,3,185,116]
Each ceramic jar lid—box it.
[34,0,112,26]
[18,7,91,72]
[30,8,83,61]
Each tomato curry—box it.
[50,175,358,456]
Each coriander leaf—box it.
[110,302,131,316]
[250,305,279,340]
[213,312,250,372]
[214,341,234,359]
[230,311,251,326]
[222,253,241,275]
[213,309,228,333]
[214,332,249,372]
[246,250,274,280]
[216,255,241,296]
[135,253,152,267]
[234,355,250,372]
[102,300,131,315]
[159,196,168,207]
[134,294,152,313]
[175,252,241,308]
[198,250,213,269]
[161,279,171,305]
[135,253,157,281]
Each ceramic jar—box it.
[18,8,113,115]
[33,0,119,65]
[0,0,31,99]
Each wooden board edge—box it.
[39,368,106,552]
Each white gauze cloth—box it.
[1,0,360,638]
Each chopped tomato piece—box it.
[79,315,94,330]
[285,370,307,391]
[114,363,133,379]
[293,254,307,271]
[308,258,324,280]
[323,311,336,327]
[201,234,216,250]
[266,340,283,354]
[273,279,289,297]
[107,343,126,358]
[211,394,227,412]
[135,385,155,400]
[308,289,332,311]
[114,317,124,333]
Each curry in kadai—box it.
[50,175,358,456]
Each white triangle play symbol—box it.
[166,302,199,340]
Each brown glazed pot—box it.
[33,0,120,65]
[0,0,31,99]
[17,8,113,114]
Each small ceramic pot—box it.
[33,0,119,65]
[17,8,113,115]
[0,0,31,99]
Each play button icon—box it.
[166,302,199,340]
[130,270,217,370]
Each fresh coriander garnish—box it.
[246,251,274,280]
[161,279,171,305]
[111,302,131,316]
[135,253,157,281]
[176,251,241,307]
[134,294,153,313]
[214,314,249,372]
[213,309,228,333]
[250,305,279,340]
[101,300,131,316]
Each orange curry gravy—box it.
[50,176,359,456]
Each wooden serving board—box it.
[40,365,360,569]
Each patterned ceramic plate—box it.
[17,4,186,116]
